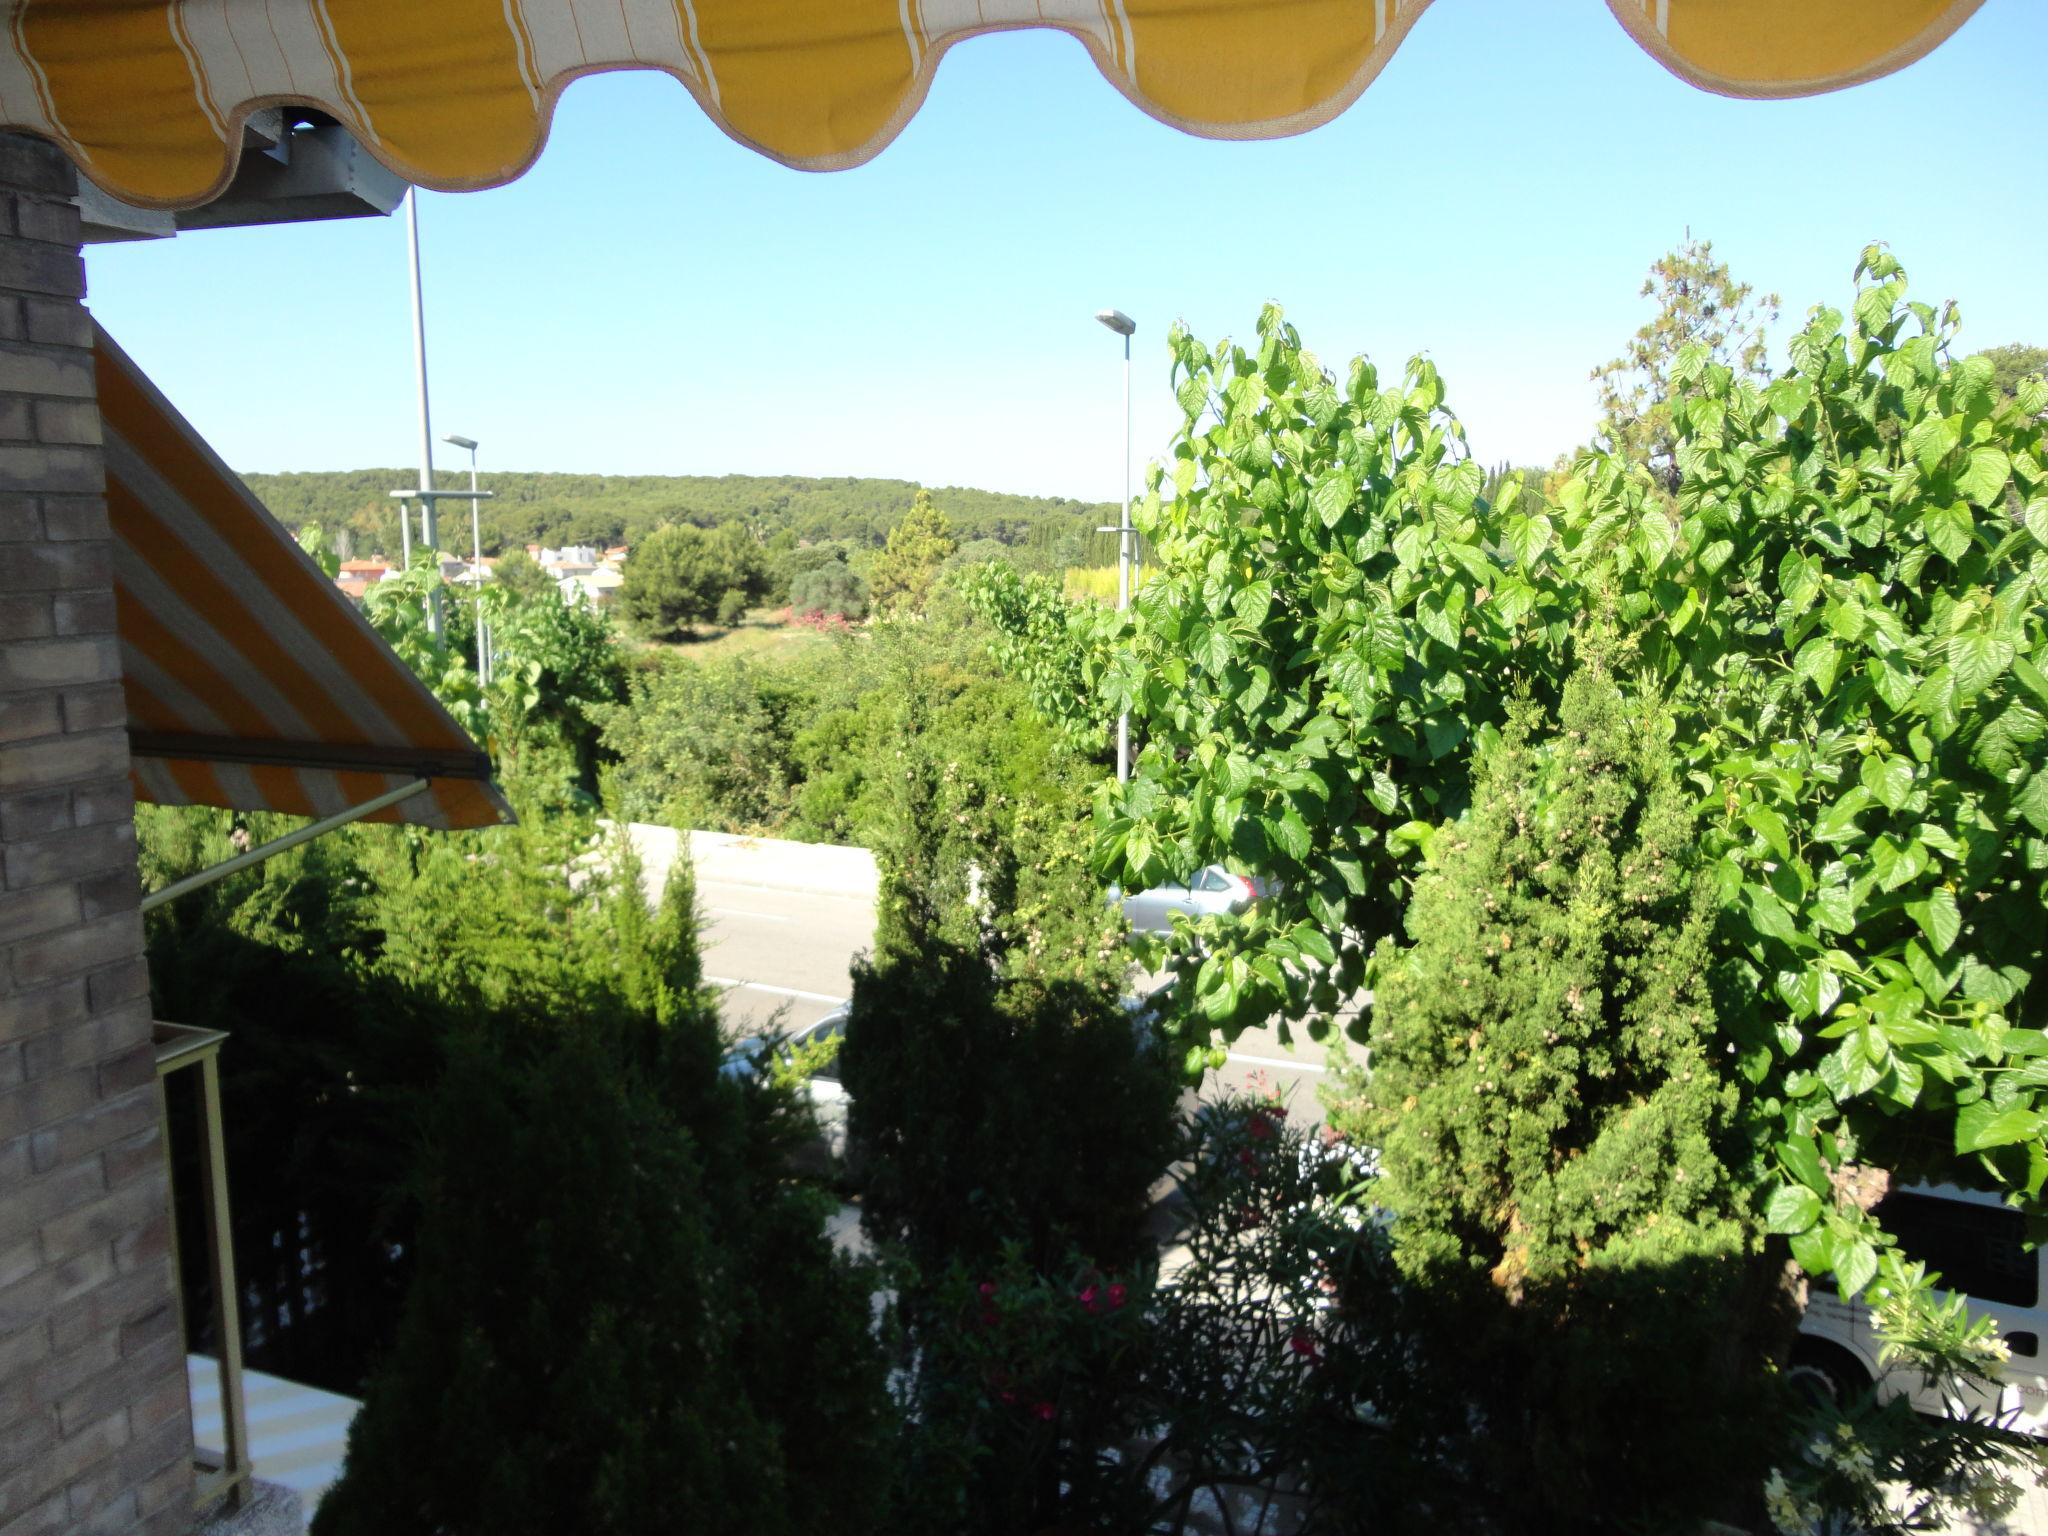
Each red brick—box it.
[0,881,77,946]
[0,1234,37,1291]
[0,237,82,299]
[39,494,108,541]
[0,1063,96,1141]
[0,788,70,838]
[0,727,126,794]
[68,781,133,828]
[0,345,93,403]
[71,1489,140,1535]
[0,393,28,440]
[49,588,112,636]
[0,536,108,592]
[0,592,52,639]
[95,1041,153,1099]
[0,138,76,197]
[43,1267,171,1358]
[0,634,117,690]
[59,683,124,734]
[3,819,134,888]
[133,1454,190,1521]
[30,397,97,446]
[0,1152,102,1245]
[55,1334,178,1436]
[20,296,87,350]
[83,956,149,1013]
[116,1297,175,1361]
[4,909,140,992]
[0,1486,68,1535]
[0,1044,18,1091]
[18,1014,132,1085]
[0,297,20,343]
[0,690,59,743]
[0,976,85,1032]
[0,1243,115,1334]
[36,1402,130,1491]
[0,1400,57,1487]
[30,1326,118,1406]
[13,195,78,248]
[75,869,138,922]
[120,1358,186,1440]
[109,1210,168,1275]
[98,1122,160,1196]
[0,1314,52,1384]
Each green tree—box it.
[490,546,555,602]
[1974,342,2048,404]
[789,561,869,619]
[868,489,958,614]
[958,560,1113,757]
[597,657,811,832]
[1589,236,1779,491]
[616,523,729,639]
[1336,652,1774,1531]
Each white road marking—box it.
[1223,1051,1330,1075]
[696,877,873,903]
[704,976,848,1006]
[709,906,793,922]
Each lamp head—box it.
[1095,309,1136,337]
[443,433,478,451]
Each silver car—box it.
[1121,865,1263,934]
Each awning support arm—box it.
[138,778,432,913]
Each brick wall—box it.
[0,135,193,1536]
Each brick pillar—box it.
[0,136,194,1536]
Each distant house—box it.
[560,565,623,607]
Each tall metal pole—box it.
[405,187,442,636]
[1116,330,1132,783]
[466,443,488,684]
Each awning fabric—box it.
[96,325,510,831]
[0,0,1985,210]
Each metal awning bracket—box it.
[138,778,431,913]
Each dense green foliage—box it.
[249,467,1112,564]
[614,521,768,639]
[1587,236,1779,489]
[866,487,958,615]
[788,558,869,618]
[1340,655,1775,1529]
[958,559,1113,755]
[1079,252,2048,1522]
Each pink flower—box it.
[999,1389,1018,1405]
[1247,1112,1276,1142]
[1033,1401,1056,1421]
[1078,1285,1100,1311]
[1105,1284,1127,1311]
[1288,1329,1323,1364]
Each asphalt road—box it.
[697,873,870,1036]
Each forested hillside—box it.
[243,468,1116,561]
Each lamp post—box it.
[444,434,486,684]
[404,186,442,636]
[1095,308,1136,782]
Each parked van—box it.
[1793,1183,2048,1435]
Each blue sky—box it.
[84,2,2046,506]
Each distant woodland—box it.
[243,469,1119,563]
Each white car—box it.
[1122,866,1266,934]
[720,1008,850,1164]
[1794,1182,2048,1434]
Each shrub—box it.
[716,586,749,626]
[790,560,869,619]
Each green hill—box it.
[242,469,1118,564]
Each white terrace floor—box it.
[188,1355,358,1530]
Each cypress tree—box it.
[1341,651,1776,1530]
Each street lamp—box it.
[444,434,487,684]
[405,186,441,636]
[1095,308,1135,782]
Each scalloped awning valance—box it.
[1,0,1986,210]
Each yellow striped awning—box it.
[0,0,1986,210]
[96,325,510,831]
